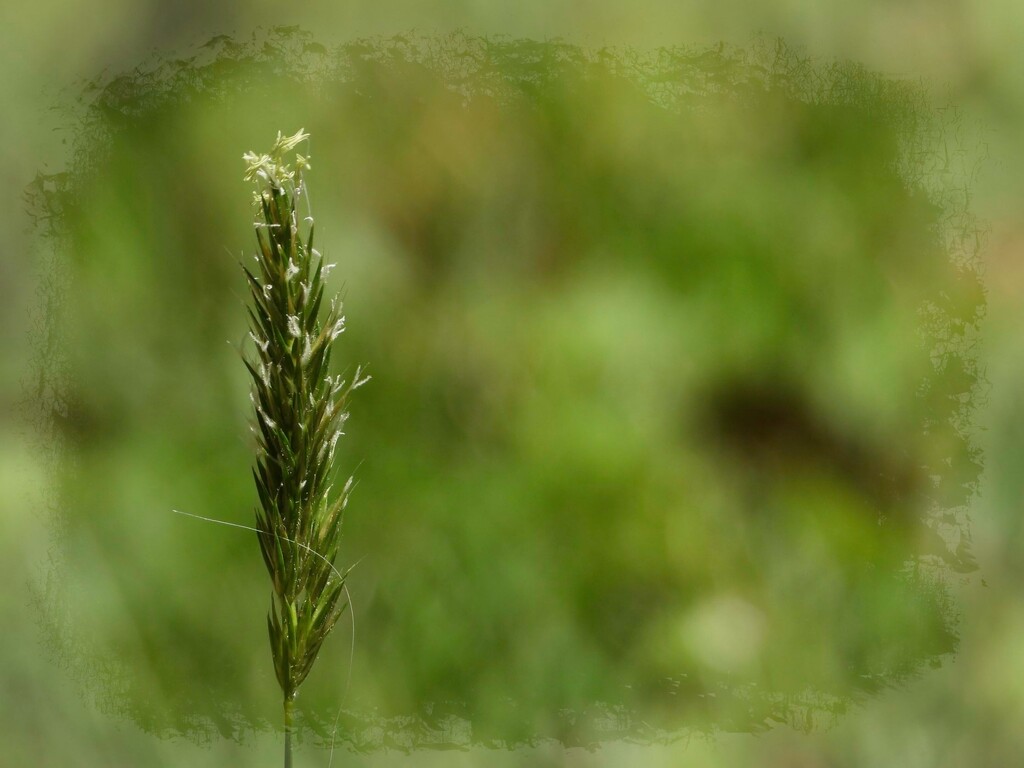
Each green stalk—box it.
[284,694,295,768]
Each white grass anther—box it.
[327,430,342,461]
[249,331,270,354]
[258,407,277,431]
[301,334,313,365]
[352,366,371,390]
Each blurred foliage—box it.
[23,27,986,757]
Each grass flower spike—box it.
[242,129,367,767]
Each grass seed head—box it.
[241,129,363,709]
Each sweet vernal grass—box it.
[243,130,368,768]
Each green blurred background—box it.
[2,3,1022,767]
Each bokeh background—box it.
[2,3,1022,767]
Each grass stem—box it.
[241,128,366,767]
[284,695,295,768]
